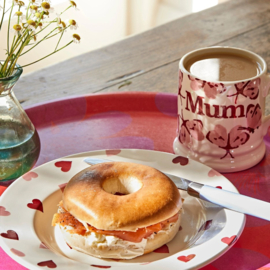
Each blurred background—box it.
[0,0,228,75]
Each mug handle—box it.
[262,74,270,136]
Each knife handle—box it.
[188,183,270,221]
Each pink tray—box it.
[1,92,270,269]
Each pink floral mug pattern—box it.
[173,47,270,172]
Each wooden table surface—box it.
[16,0,270,114]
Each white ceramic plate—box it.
[0,149,245,270]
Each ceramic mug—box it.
[173,46,270,172]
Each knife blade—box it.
[83,157,270,221]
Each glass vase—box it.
[0,64,40,182]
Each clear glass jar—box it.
[0,64,40,182]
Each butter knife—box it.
[83,157,270,221]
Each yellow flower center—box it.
[30,5,38,11]
[41,2,50,10]
[13,24,22,31]
[73,33,80,41]
[70,1,77,7]
[27,20,36,27]
[15,11,23,16]
[35,12,43,19]
[61,21,66,28]
[69,19,76,26]
[38,22,42,27]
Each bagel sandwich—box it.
[52,162,183,259]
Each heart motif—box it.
[177,254,196,262]
[22,171,38,181]
[59,183,67,193]
[153,244,169,253]
[37,260,57,268]
[0,206,10,216]
[208,169,221,177]
[91,266,111,269]
[27,199,43,212]
[55,161,72,172]
[216,186,222,189]
[10,248,25,257]
[172,156,189,166]
[106,149,121,156]
[39,242,49,249]
[221,235,237,246]
[1,230,19,240]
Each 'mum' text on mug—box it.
[184,91,260,119]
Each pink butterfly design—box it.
[189,76,226,99]
[238,103,262,134]
[206,124,250,159]
[179,111,204,147]
[228,78,260,104]
[178,71,185,105]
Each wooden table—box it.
[16,0,270,114]
[1,0,270,269]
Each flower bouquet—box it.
[0,0,81,78]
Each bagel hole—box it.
[102,176,143,196]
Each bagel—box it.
[52,162,183,259]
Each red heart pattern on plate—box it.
[208,169,221,177]
[27,199,43,212]
[22,171,38,181]
[55,161,72,172]
[58,183,67,193]
[91,265,111,269]
[216,186,222,189]
[106,149,121,156]
[10,248,25,257]
[153,244,169,253]
[1,230,19,240]
[172,156,189,166]
[37,260,57,268]
[221,235,237,246]
[177,254,196,262]
[0,206,10,216]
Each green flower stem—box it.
[7,1,14,55]
[21,40,73,68]
[20,27,58,56]
[26,1,31,20]
[55,31,64,51]
[5,31,31,76]
[33,18,57,37]
[1,30,28,75]
[45,26,70,40]
[0,0,6,31]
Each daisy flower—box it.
[72,33,80,43]
[14,11,26,22]
[12,24,22,35]
[41,2,54,13]
[69,1,78,10]
[29,5,39,14]
[69,19,78,30]
[25,19,36,31]
[35,12,44,20]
